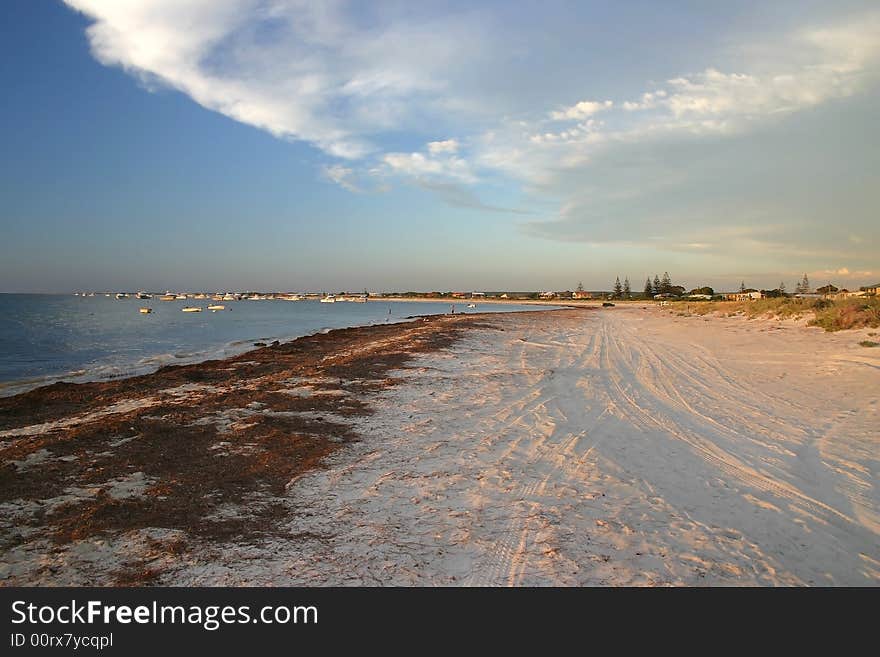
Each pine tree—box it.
[801,273,810,294]
[644,277,653,298]
[576,281,585,293]
[653,275,661,295]
[740,280,746,292]
[779,281,786,295]
[623,277,631,298]
[661,272,672,294]
[613,276,623,298]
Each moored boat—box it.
[139,307,152,314]
[207,304,225,311]
[181,306,202,312]
[320,295,336,303]
[115,293,128,299]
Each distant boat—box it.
[207,304,225,311]
[115,293,128,299]
[136,291,152,299]
[467,303,476,308]
[139,307,152,314]
[320,295,336,303]
[160,294,176,301]
[193,293,207,299]
[222,293,236,301]
[181,306,202,312]
[175,294,188,300]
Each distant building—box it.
[472,291,486,298]
[725,291,764,301]
[687,294,713,300]
[539,291,557,299]
[572,290,593,299]
[860,284,880,296]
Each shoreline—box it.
[2,305,877,586]
[0,302,566,399]
[0,308,574,584]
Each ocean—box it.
[0,294,555,396]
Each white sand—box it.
[170,307,879,586]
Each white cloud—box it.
[322,164,360,192]
[550,99,613,121]
[382,151,475,183]
[427,139,459,154]
[62,0,487,160]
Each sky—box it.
[1,0,878,293]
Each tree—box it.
[613,276,623,298]
[690,286,714,296]
[653,275,661,295]
[779,281,786,295]
[576,281,585,293]
[644,277,653,298]
[740,280,746,293]
[623,277,631,298]
[660,272,672,294]
[801,273,810,294]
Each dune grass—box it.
[681,297,880,331]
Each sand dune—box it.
[171,307,879,586]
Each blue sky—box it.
[1,0,878,293]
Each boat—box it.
[136,291,152,299]
[181,306,202,312]
[175,294,188,300]
[207,304,225,311]
[320,295,336,303]
[467,303,476,308]
[139,307,152,314]
[193,293,207,299]
[222,293,236,301]
[160,294,176,301]
[115,293,128,299]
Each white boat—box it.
[139,307,152,314]
[222,293,236,301]
[181,306,202,312]
[115,293,128,299]
[467,303,476,308]
[320,295,336,303]
[207,304,225,311]
[175,294,188,300]
[136,291,152,299]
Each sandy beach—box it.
[1,307,878,586]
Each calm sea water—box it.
[0,294,554,396]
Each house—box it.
[471,291,487,298]
[687,294,713,300]
[539,291,557,299]
[725,291,764,301]
[860,284,880,296]
[451,292,468,298]
[572,290,593,299]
